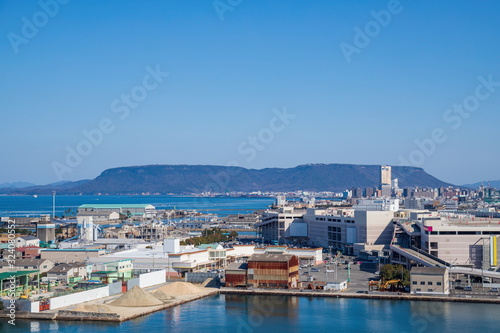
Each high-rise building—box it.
[365,187,375,197]
[380,165,392,186]
[380,165,392,197]
[392,178,399,190]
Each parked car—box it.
[310,268,319,272]
[489,288,499,292]
[464,286,473,291]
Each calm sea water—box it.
[3,294,499,333]
[0,195,275,217]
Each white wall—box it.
[127,277,140,290]
[109,281,123,296]
[230,245,255,257]
[50,286,109,310]
[31,301,40,313]
[139,269,166,288]
[286,248,323,264]
[164,239,180,253]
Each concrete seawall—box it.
[220,288,500,304]
[2,288,500,323]
[0,289,219,322]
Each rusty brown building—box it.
[247,254,299,289]
[225,262,248,287]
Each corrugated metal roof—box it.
[411,266,447,275]
[0,258,48,268]
[48,262,87,273]
[249,254,295,262]
[0,270,39,280]
[226,262,248,271]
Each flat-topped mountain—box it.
[26,163,453,195]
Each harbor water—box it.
[3,294,499,332]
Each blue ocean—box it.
[0,195,276,218]
[3,294,500,333]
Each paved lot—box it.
[299,255,379,292]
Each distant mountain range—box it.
[0,180,91,194]
[462,180,500,189]
[0,164,453,195]
[0,181,36,189]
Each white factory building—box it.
[78,204,156,219]
[256,201,396,256]
[87,240,323,278]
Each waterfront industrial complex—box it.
[2,165,500,322]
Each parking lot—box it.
[298,255,379,292]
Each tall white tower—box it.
[380,165,392,186]
[380,165,392,197]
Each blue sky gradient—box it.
[1,0,499,185]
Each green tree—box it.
[380,264,410,284]
[180,227,230,246]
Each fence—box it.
[185,272,219,284]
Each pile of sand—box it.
[151,289,176,301]
[201,278,214,287]
[109,286,164,307]
[73,304,115,314]
[153,282,202,296]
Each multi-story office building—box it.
[353,198,400,211]
[304,208,356,253]
[380,165,392,186]
[380,165,392,197]
[303,208,395,255]
[256,207,306,244]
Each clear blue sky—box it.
[1,0,499,186]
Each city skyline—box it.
[1,1,499,185]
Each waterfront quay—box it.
[220,288,500,304]
[3,284,500,325]
[0,280,219,322]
